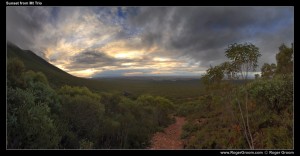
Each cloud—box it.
[7,7,51,50]
[6,6,294,78]
[126,6,294,67]
[72,51,117,67]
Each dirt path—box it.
[149,117,186,149]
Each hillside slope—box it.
[6,43,204,100]
[7,42,94,89]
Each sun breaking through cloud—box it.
[6,6,294,78]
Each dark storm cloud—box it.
[68,51,125,70]
[73,51,115,65]
[6,6,293,77]
[126,6,294,67]
[6,7,53,49]
[68,50,155,71]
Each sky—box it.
[6,6,294,78]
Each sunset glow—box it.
[7,6,294,78]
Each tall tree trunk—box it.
[245,91,254,148]
[237,98,252,149]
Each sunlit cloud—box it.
[121,62,137,66]
[114,51,144,59]
[68,68,99,78]
[123,72,144,76]
[6,6,294,78]
[54,64,69,72]
[153,57,171,62]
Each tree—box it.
[58,85,104,147]
[224,42,261,149]
[276,43,293,75]
[24,70,49,87]
[254,74,260,79]
[221,61,239,80]
[225,43,261,80]
[201,64,225,88]
[261,63,276,79]
[7,59,61,149]
[7,58,25,88]
[137,95,174,127]
[7,87,60,149]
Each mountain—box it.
[7,42,96,89]
[6,42,204,99]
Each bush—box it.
[59,86,104,143]
[7,58,25,88]
[246,74,293,113]
[7,87,60,149]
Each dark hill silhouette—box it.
[6,42,204,99]
[7,42,96,89]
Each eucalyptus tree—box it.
[225,43,261,80]
[224,42,261,149]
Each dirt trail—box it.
[149,117,186,149]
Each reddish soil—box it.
[149,117,186,149]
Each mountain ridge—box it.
[6,42,204,99]
[7,42,92,88]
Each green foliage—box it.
[7,43,204,101]
[177,95,214,117]
[229,74,293,149]
[7,87,60,149]
[7,58,25,88]
[261,63,276,79]
[246,75,293,113]
[221,61,239,80]
[276,43,293,75]
[177,101,202,116]
[58,86,104,143]
[56,86,176,149]
[24,70,49,86]
[7,42,293,149]
[225,42,261,79]
[7,59,63,149]
[201,65,224,87]
[187,42,292,149]
[31,82,61,115]
[7,43,83,88]
[201,42,261,90]
[58,85,100,100]
[100,93,122,115]
[7,46,187,149]
[137,95,175,127]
